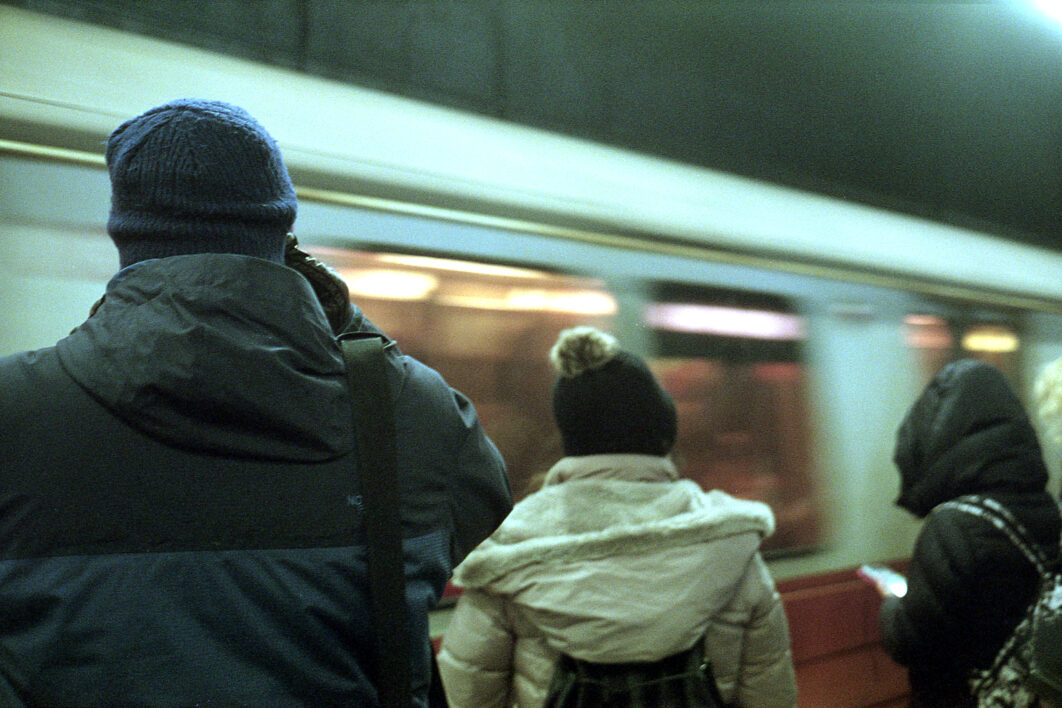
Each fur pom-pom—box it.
[550,326,619,378]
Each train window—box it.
[308,247,616,499]
[903,315,954,384]
[961,323,1020,378]
[645,285,820,553]
[904,313,1021,387]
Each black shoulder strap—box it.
[938,495,1050,577]
[339,334,411,708]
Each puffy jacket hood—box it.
[56,254,355,461]
[452,454,774,662]
[894,359,1048,516]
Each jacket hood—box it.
[452,454,774,661]
[56,254,355,461]
[894,359,1048,516]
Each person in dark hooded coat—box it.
[0,99,512,706]
[880,359,1060,707]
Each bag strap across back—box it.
[938,495,1062,700]
[938,495,1050,576]
[340,334,411,708]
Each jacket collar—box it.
[542,454,679,487]
[56,254,355,461]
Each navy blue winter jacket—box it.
[0,254,512,706]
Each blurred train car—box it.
[5,7,1062,706]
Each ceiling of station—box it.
[10,0,1062,250]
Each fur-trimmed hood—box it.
[451,454,775,662]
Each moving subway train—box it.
[4,6,1062,706]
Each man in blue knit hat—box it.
[106,99,298,267]
[0,99,512,705]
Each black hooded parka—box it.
[880,359,1060,707]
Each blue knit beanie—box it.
[106,99,297,268]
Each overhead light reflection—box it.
[644,303,805,340]
[962,328,1019,354]
[374,254,547,279]
[904,315,953,350]
[439,288,617,315]
[1032,0,1062,25]
[904,314,947,327]
[506,288,618,315]
[341,269,439,301]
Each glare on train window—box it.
[904,314,1021,388]
[312,248,822,554]
[646,285,821,554]
[309,247,615,499]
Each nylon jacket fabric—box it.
[0,254,513,706]
[437,454,797,708]
[880,359,1061,707]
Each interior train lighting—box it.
[340,269,439,301]
[505,288,618,315]
[644,303,805,340]
[374,254,547,279]
[962,327,1020,354]
[438,288,617,315]
[903,314,953,349]
[310,248,548,280]
[904,314,947,327]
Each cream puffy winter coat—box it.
[437,454,797,708]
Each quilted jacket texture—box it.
[437,454,797,708]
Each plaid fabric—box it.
[543,641,729,708]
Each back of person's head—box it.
[893,358,1048,516]
[550,326,677,457]
[106,98,297,268]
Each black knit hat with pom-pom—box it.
[550,326,677,457]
